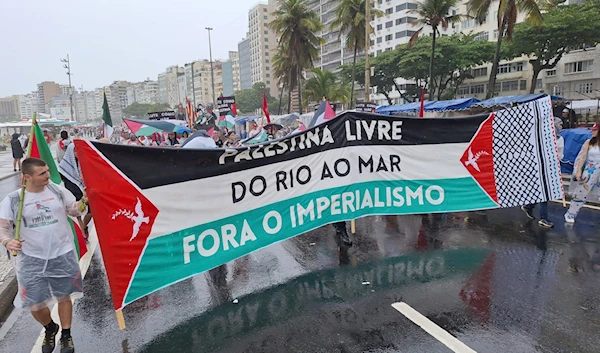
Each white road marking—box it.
[30,222,97,353]
[550,199,600,211]
[392,302,477,353]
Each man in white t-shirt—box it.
[0,158,88,353]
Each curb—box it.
[0,269,17,323]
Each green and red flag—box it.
[29,121,88,259]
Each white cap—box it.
[563,108,570,113]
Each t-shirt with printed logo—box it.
[0,185,76,260]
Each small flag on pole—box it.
[262,91,271,123]
[102,91,113,138]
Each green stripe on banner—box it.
[69,218,80,259]
[125,177,496,304]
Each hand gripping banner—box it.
[75,97,562,310]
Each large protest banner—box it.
[75,97,562,310]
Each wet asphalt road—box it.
[1,203,600,353]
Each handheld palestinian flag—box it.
[30,122,87,259]
[217,96,237,131]
[218,115,236,130]
[240,129,268,145]
[309,100,336,128]
[75,96,562,311]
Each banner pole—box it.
[351,219,356,234]
[562,197,566,208]
[116,309,126,330]
[12,113,37,256]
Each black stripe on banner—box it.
[92,111,490,189]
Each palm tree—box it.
[409,0,462,99]
[331,0,383,108]
[304,68,351,104]
[270,0,323,114]
[272,50,296,113]
[467,0,544,98]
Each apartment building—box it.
[238,37,252,90]
[36,81,60,113]
[247,0,279,96]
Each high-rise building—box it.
[231,51,241,93]
[191,60,223,107]
[0,96,19,119]
[247,0,279,96]
[238,37,252,90]
[74,91,97,122]
[17,93,38,120]
[177,73,187,107]
[158,66,184,108]
[127,80,159,105]
[60,84,73,96]
[36,81,60,113]
[223,60,234,96]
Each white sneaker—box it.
[564,213,576,224]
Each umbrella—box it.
[124,118,192,137]
[264,123,283,130]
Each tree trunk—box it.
[487,19,506,99]
[350,40,359,108]
[297,66,303,114]
[288,86,292,114]
[278,84,284,114]
[529,62,541,94]
[383,92,393,105]
[428,27,437,100]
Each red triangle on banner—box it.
[75,140,159,310]
[460,113,498,204]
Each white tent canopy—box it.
[568,99,600,111]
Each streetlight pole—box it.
[61,55,75,121]
[206,27,216,108]
[365,0,371,103]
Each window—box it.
[266,66,270,70]
[264,30,268,34]
[265,45,269,49]
[266,73,270,78]
[396,18,401,25]
[457,86,470,95]
[396,3,417,11]
[377,24,383,31]
[370,40,374,46]
[564,60,594,74]
[377,50,382,54]
[386,8,393,14]
[265,52,269,56]
[578,82,593,94]
[473,32,489,41]
[264,16,268,20]
[471,67,488,77]
[501,80,519,91]
[264,8,267,12]
[377,37,383,43]
[462,19,476,29]
[497,62,524,74]
[264,38,268,42]
[535,79,543,89]
[553,86,564,95]
[264,23,268,27]
[395,31,403,39]
[266,80,270,84]
[519,80,527,91]
[378,0,383,4]
[408,3,417,9]
[385,34,393,41]
[546,69,556,77]
[493,29,499,39]
[386,21,393,28]
[470,84,485,94]
[265,59,269,63]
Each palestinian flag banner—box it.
[29,122,87,259]
[240,129,268,145]
[75,97,562,310]
[217,96,236,130]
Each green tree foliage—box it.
[331,0,383,107]
[400,34,498,100]
[122,102,172,118]
[270,0,323,114]
[408,0,462,98]
[234,83,275,115]
[467,0,545,98]
[508,1,600,93]
[304,68,351,105]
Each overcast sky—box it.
[0,0,252,97]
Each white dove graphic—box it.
[130,198,150,241]
[464,148,482,172]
